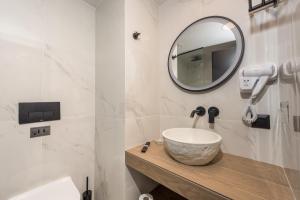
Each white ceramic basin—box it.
[162,128,222,166]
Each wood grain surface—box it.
[126,142,293,200]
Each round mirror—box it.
[168,16,245,92]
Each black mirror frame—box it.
[167,16,245,93]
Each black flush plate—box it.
[251,114,270,129]
[19,102,60,124]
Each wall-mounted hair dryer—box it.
[239,64,278,124]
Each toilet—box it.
[9,177,80,200]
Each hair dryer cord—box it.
[242,101,258,125]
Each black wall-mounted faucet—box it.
[208,107,219,123]
[190,106,206,118]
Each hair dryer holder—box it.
[239,64,277,126]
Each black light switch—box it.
[251,114,270,129]
[19,102,60,124]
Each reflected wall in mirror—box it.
[168,16,245,92]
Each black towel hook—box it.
[133,32,141,40]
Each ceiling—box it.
[83,0,167,7]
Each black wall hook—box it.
[133,32,141,40]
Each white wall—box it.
[95,0,126,199]
[96,0,300,199]
[159,0,282,166]
[95,0,160,199]
[125,0,160,153]
[278,0,300,198]
[0,0,95,199]
[124,0,160,199]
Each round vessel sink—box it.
[162,128,222,166]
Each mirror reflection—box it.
[168,17,244,91]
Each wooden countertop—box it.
[125,142,294,200]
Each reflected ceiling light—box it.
[222,22,235,31]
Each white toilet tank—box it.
[9,177,80,200]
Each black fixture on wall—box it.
[248,0,278,15]
[251,114,270,129]
[190,106,206,118]
[208,107,219,124]
[19,102,60,124]
[133,32,141,40]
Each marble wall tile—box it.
[95,117,125,200]
[125,0,160,119]
[124,0,160,149]
[42,116,95,193]
[0,121,43,198]
[279,0,300,198]
[0,0,95,199]
[124,0,161,199]
[125,116,160,149]
[95,0,300,199]
[95,0,126,200]
[95,0,125,119]
[158,1,280,112]
[158,0,284,167]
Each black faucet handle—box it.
[208,107,219,123]
[208,107,219,116]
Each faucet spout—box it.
[190,110,197,118]
[190,106,206,118]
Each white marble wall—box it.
[95,1,160,199]
[278,0,300,198]
[96,0,300,199]
[124,0,160,154]
[95,0,126,200]
[158,0,284,166]
[124,0,160,199]
[0,0,95,199]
